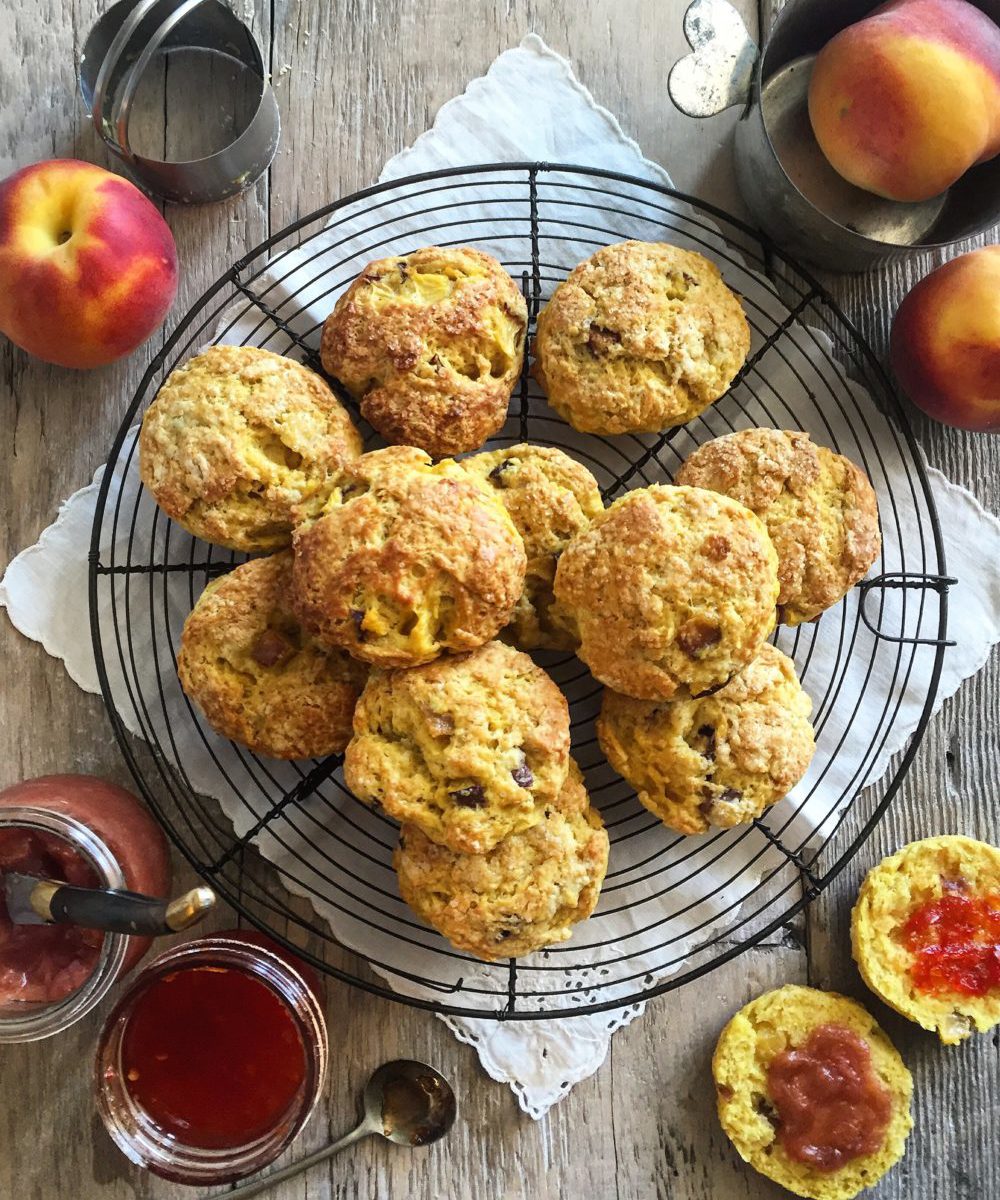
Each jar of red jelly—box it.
[95,931,328,1185]
[0,775,171,1042]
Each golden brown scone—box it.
[344,640,570,854]
[459,443,604,650]
[553,484,779,700]
[291,446,526,668]
[139,345,362,552]
[713,985,913,1200]
[852,835,1000,1044]
[393,760,608,959]
[321,246,527,457]
[533,240,750,435]
[176,553,367,759]
[597,643,814,834]
[675,429,881,625]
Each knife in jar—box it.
[2,872,216,937]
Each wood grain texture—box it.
[0,0,997,1197]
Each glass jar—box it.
[0,806,130,1042]
[95,933,328,1185]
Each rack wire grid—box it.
[90,163,951,1019]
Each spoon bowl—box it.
[365,1059,457,1147]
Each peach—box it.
[808,0,1000,202]
[890,245,1000,432]
[0,159,178,369]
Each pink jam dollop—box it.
[766,1023,893,1172]
[0,827,103,1002]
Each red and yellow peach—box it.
[808,0,1000,203]
[890,245,1000,432]
[0,159,178,369]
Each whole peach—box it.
[890,246,1000,432]
[0,160,178,369]
[808,0,1000,202]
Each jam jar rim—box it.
[0,806,130,1043]
[93,933,329,1185]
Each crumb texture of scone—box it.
[713,985,913,1200]
[344,640,570,854]
[676,428,881,625]
[597,643,814,834]
[553,484,779,700]
[139,345,363,552]
[852,835,1000,1044]
[460,443,604,649]
[177,552,367,759]
[533,240,750,435]
[291,446,526,668]
[321,246,528,458]
[393,760,608,959]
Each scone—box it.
[852,835,1000,1044]
[291,446,526,668]
[139,345,362,552]
[553,484,779,700]
[533,240,750,434]
[459,443,603,650]
[343,640,570,854]
[177,552,367,759]
[597,643,814,834]
[393,760,609,959]
[713,985,913,1200]
[321,246,528,457]
[676,429,881,624]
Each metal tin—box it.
[669,0,1000,271]
[79,0,280,205]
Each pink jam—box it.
[0,827,103,1002]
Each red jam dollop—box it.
[0,827,103,1003]
[766,1023,893,1172]
[902,888,1000,997]
[120,960,309,1150]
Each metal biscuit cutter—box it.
[79,0,280,204]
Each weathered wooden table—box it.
[1,2,997,1197]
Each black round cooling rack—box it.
[89,163,952,1019]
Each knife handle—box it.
[42,885,215,936]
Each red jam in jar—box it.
[96,931,327,1184]
[902,887,1000,997]
[121,961,309,1149]
[766,1024,893,1172]
[0,826,103,1002]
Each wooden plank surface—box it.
[0,1,997,1198]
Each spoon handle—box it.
[222,1119,376,1199]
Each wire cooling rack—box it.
[89,163,951,1019]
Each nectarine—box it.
[890,245,1000,432]
[0,159,178,369]
[808,0,1000,203]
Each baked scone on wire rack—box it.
[176,552,367,761]
[321,245,527,458]
[344,640,570,855]
[597,642,815,835]
[533,240,750,435]
[554,483,780,701]
[291,446,526,668]
[676,428,882,625]
[138,345,362,552]
[459,442,603,651]
[393,759,608,961]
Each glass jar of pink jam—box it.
[0,775,170,1041]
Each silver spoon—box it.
[224,1059,458,1199]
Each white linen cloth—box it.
[3,35,1000,1117]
